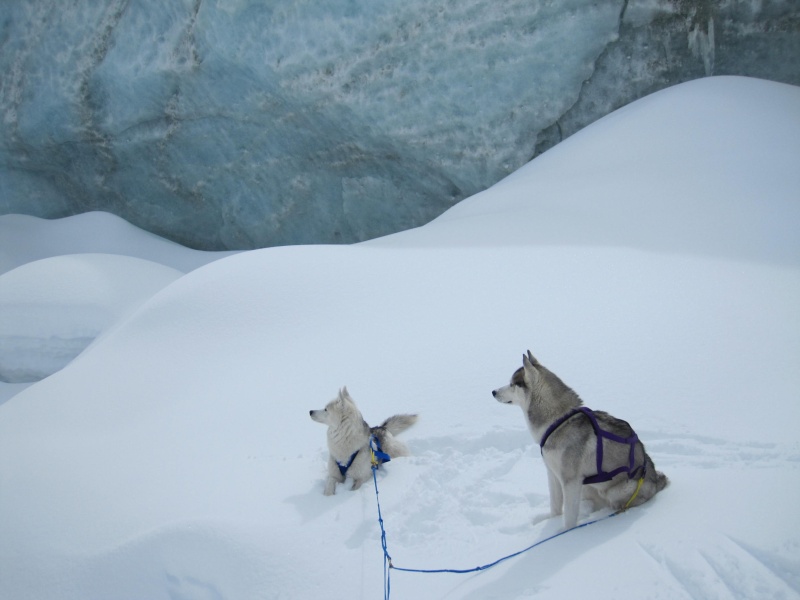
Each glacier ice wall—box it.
[1,0,798,250]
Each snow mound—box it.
[0,254,182,383]
[373,77,800,266]
[0,211,234,276]
[0,77,799,599]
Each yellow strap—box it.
[624,477,645,510]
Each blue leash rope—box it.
[370,465,622,599]
[371,465,392,600]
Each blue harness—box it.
[337,435,391,477]
[540,407,645,484]
[337,450,360,477]
[370,435,392,465]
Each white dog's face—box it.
[309,399,339,426]
[309,387,356,427]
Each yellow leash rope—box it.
[624,476,645,510]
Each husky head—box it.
[309,386,362,427]
[492,351,541,408]
[492,350,581,412]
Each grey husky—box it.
[493,351,668,529]
[309,387,418,495]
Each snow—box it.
[1,76,799,599]
[0,213,234,387]
[0,211,235,276]
[0,254,183,384]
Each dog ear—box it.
[340,386,353,402]
[522,352,540,387]
[522,352,534,369]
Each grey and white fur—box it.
[493,351,668,529]
[309,387,418,496]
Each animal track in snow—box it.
[166,573,225,600]
[639,535,800,599]
[385,429,552,546]
[388,427,799,547]
[642,432,800,470]
[410,429,533,456]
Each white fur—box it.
[309,387,418,495]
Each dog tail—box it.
[655,470,669,492]
[381,414,418,435]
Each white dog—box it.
[309,387,418,495]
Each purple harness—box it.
[540,407,645,484]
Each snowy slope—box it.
[0,254,183,384]
[373,76,800,266]
[0,211,235,276]
[1,77,799,600]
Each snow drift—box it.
[1,77,799,599]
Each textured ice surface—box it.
[1,0,798,249]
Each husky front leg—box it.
[547,467,564,517]
[561,478,583,529]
